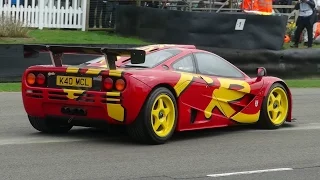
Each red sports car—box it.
[22,44,293,144]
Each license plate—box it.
[56,75,93,88]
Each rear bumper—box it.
[22,87,135,125]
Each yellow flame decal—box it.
[204,78,251,119]
[63,89,85,99]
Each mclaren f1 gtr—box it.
[22,44,293,144]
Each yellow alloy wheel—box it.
[150,94,176,138]
[267,87,289,125]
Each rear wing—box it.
[23,44,146,70]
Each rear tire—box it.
[127,87,178,145]
[257,83,289,129]
[28,116,73,133]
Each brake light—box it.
[104,78,113,90]
[115,79,126,91]
[26,73,36,85]
[36,73,46,85]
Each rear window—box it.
[124,48,182,68]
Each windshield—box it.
[122,48,182,68]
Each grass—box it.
[0,29,149,44]
[0,17,29,38]
[285,79,320,88]
[283,42,320,49]
[0,83,21,92]
[1,79,320,92]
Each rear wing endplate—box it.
[23,44,146,70]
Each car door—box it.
[171,53,218,123]
[192,52,253,121]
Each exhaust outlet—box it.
[72,108,78,115]
[61,107,70,114]
[61,107,87,116]
[66,107,71,114]
[78,109,86,116]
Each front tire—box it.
[257,83,289,129]
[127,87,178,145]
[28,116,73,133]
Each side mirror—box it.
[257,67,267,77]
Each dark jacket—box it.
[295,0,317,24]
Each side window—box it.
[172,55,195,73]
[194,53,244,78]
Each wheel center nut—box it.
[159,111,164,118]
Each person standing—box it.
[291,0,317,48]
[89,0,108,28]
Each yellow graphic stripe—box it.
[199,75,213,84]
[104,92,124,122]
[231,111,260,123]
[173,73,194,97]
[204,78,251,119]
[63,89,85,99]
[172,72,215,97]
[109,69,124,77]
[66,67,79,73]
[107,104,125,122]
[106,92,120,97]
[85,68,102,75]
[106,98,120,102]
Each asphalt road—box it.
[1,89,320,180]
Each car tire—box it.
[28,115,73,133]
[127,87,178,145]
[257,83,289,129]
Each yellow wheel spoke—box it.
[153,118,161,131]
[269,110,275,120]
[163,107,171,116]
[158,98,164,110]
[279,106,285,113]
[161,119,168,130]
[152,109,160,118]
[268,104,273,110]
[270,93,276,103]
[275,94,281,102]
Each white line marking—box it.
[0,137,86,146]
[207,168,293,177]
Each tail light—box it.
[26,73,36,85]
[26,72,46,86]
[115,79,126,91]
[103,77,126,91]
[103,77,113,90]
[36,73,46,85]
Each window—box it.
[123,49,182,68]
[194,53,244,78]
[172,55,195,73]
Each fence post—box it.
[38,0,44,29]
[82,0,88,31]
